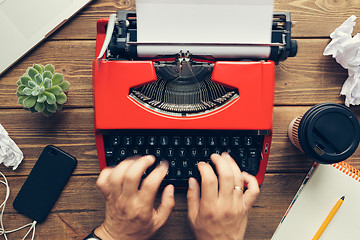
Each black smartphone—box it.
[13,145,77,223]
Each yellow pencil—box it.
[312,196,345,240]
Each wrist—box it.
[93,225,116,240]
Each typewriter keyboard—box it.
[103,130,264,187]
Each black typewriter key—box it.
[172,136,181,146]
[178,148,186,158]
[184,137,193,146]
[118,148,127,158]
[249,148,257,158]
[196,137,205,146]
[105,148,114,157]
[202,148,210,158]
[190,148,198,158]
[111,136,120,146]
[136,136,145,146]
[155,148,162,158]
[167,148,175,157]
[220,137,229,147]
[232,137,240,146]
[123,136,132,146]
[148,136,157,146]
[182,160,189,168]
[213,148,221,155]
[160,136,169,146]
[144,148,151,155]
[245,137,253,146]
[240,159,247,171]
[131,148,139,155]
[170,160,176,168]
[238,148,245,158]
[208,137,217,146]
[187,169,194,178]
[194,160,200,168]
[176,168,183,179]
[225,148,232,154]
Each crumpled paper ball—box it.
[0,124,23,170]
[323,15,360,106]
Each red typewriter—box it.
[93,10,297,186]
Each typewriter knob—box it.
[289,40,298,57]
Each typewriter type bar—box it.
[129,62,239,116]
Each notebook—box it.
[0,0,93,75]
[271,162,360,240]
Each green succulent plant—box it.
[16,64,70,116]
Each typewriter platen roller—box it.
[93,10,297,186]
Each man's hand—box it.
[94,155,175,240]
[187,152,260,240]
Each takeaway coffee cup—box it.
[288,103,360,164]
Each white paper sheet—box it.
[271,164,360,240]
[0,124,23,170]
[323,15,360,107]
[135,0,274,59]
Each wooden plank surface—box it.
[1,107,359,177]
[1,0,360,239]
[0,39,353,107]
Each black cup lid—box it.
[299,103,360,164]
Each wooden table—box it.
[1,0,360,239]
